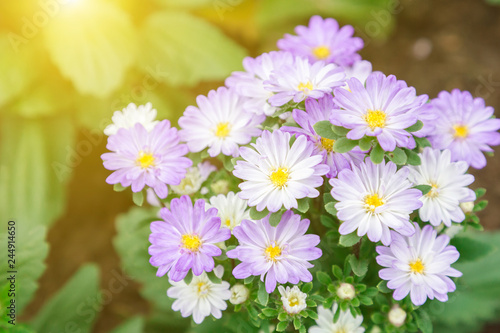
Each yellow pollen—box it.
[364,109,387,129]
[215,122,231,138]
[312,45,331,60]
[364,194,384,212]
[265,244,281,262]
[270,167,289,188]
[409,258,425,274]
[181,234,202,252]
[137,152,155,169]
[288,296,299,307]
[453,124,469,138]
[426,183,439,198]
[297,81,313,92]
[196,281,209,296]
[320,137,335,152]
[225,218,231,227]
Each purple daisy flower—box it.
[376,223,462,306]
[225,51,295,116]
[102,120,192,199]
[277,15,363,66]
[265,56,345,107]
[149,196,231,282]
[424,89,500,169]
[281,96,365,178]
[331,72,428,152]
[227,210,322,293]
[330,159,423,245]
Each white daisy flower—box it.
[330,159,423,245]
[171,162,216,196]
[407,148,476,227]
[278,285,307,314]
[265,56,345,107]
[233,130,329,212]
[310,304,365,333]
[178,87,265,158]
[167,265,230,324]
[208,191,251,231]
[104,102,158,136]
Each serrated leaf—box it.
[276,321,288,331]
[325,202,338,216]
[293,317,301,329]
[258,281,269,306]
[132,191,144,206]
[370,143,385,164]
[44,2,137,97]
[313,121,337,140]
[110,316,144,333]
[316,271,332,285]
[415,309,433,333]
[348,255,369,277]
[278,312,288,321]
[387,147,407,165]
[140,11,247,86]
[250,206,269,220]
[450,235,494,262]
[414,184,432,195]
[339,232,361,247]
[31,264,101,333]
[333,137,358,153]
[405,120,424,132]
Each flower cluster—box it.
[101,15,498,332]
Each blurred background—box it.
[1,0,500,332]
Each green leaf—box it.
[348,255,369,277]
[258,281,269,306]
[293,317,301,330]
[451,235,494,262]
[269,210,285,227]
[405,120,424,132]
[313,121,337,140]
[405,149,421,165]
[140,11,247,86]
[415,309,433,333]
[132,191,144,206]
[377,280,391,293]
[114,183,126,192]
[387,147,407,165]
[415,185,432,196]
[261,308,278,317]
[296,198,310,213]
[320,215,336,228]
[184,270,193,285]
[207,271,222,284]
[358,296,373,305]
[306,309,319,320]
[333,137,358,153]
[331,125,351,136]
[358,136,374,151]
[302,282,313,293]
[371,312,385,324]
[276,321,289,332]
[325,202,338,216]
[473,200,488,212]
[31,264,100,333]
[339,232,361,247]
[250,206,269,220]
[370,143,385,164]
[316,271,332,285]
[110,317,144,333]
[44,2,137,97]
[278,312,288,321]
[475,188,486,198]
[244,276,254,284]
[414,136,432,148]
[332,265,344,280]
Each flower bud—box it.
[229,284,249,305]
[460,201,474,214]
[388,305,407,327]
[336,283,356,300]
[211,180,230,195]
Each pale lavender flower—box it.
[277,15,363,66]
[148,196,231,282]
[376,223,462,306]
[226,51,294,116]
[424,89,500,169]
[179,87,264,157]
[281,96,365,178]
[265,56,345,107]
[233,130,329,213]
[331,72,428,152]
[227,210,322,293]
[408,148,476,227]
[343,60,372,90]
[102,120,192,199]
[330,160,423,245]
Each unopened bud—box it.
[211,180,230,195]
[388,305,407,327]
[336,283,356,300]
[229,284,249,305]
[460,201,474,214]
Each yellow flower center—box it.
[409,258,425,274]
[364,194,384,212]
[453,124,469,138]
[288,296,299,307]
[181,234,202,252]
[364,109,387,129]
[270,167,289,188]
[320,137,335,152]
[312,45,331,60]
[426,183,439,198]
[225,218,232,227]
[297,81,313,92]
[215,122,231,138]
[196,281,209,296]
[265,244,281,262]
[137,152,155,169]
